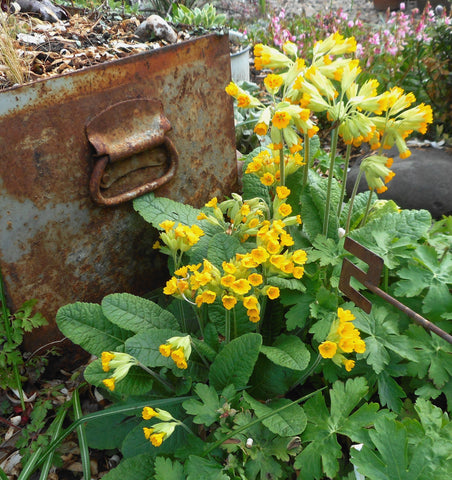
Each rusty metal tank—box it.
[0,32,237,352]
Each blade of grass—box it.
[39,405,69,480]
[73,389,91,480]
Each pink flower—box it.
[400,2,405,10]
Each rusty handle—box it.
[89,136,178,207]
[364,281,452,345]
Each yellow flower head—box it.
[159,220,175,232]
[276,186,291,199]
[319,340,337,359]
[264,73,284,94]
[225,81,239,97]
[103,377,115,391]
[248,273,263,286]
[266,286,280,300]
[272,111,292,129]
[222,295,238,310]
[142,407,158,420]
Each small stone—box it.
[346,148,452,219]
[135,15,178,43]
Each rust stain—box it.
[0,33,237,352]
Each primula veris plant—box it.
[51,31,452,480]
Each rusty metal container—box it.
[0,32,237,352]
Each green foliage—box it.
[170,3,227,29]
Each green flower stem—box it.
[289,353,322,392]
[202,386,326,456]
[302,133,310,189]
[73,388,91,480]
[337,143,352,218]
[138,362,176,393]
[177,420,196,437]
[191,342,210,370]
[0,268,25,412]
[178,299,187,334]
[279,147,285,187]
[360,188,375,228]
[323,126,339,237]
[232,308,238,340]
[225,309,231,344]
[345,169,363,234]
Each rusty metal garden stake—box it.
[339,237,452,344]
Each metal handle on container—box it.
[86,98,178,206]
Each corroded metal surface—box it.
[340,237,452,344]
[0,33,237,351]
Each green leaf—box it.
[207,233,245,268]
[349,209,432,246]
[56,302,132,356]
[124,328,183,369]
[245,450,283,480]
[281,291,315,331]
[85,411,139,450]
[260,334,310,371]
[350,416,433,480]
[209,333,262,390]
[267,276,306,292]
[185,456,229,480]
[353,304,418,375]
[133,193,200,230]
[300,184,323,242]
[295,378,387,479]
[377,370,406,413]
[183,383,223,427]
[308,234,344,267]
[100,454,155,479]
[243,392,307,437]
[102,293,180,333]
[155,456,185,480]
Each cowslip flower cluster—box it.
[141,406,179,447]
[226,31,433,195]
[318,308,366,371]
[101,352,138,391]
[163,217,307,324]
[154,220,204,255]
[197,193,269,243]
[159,335,192,369]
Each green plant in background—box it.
[169,3,226,28]
[0,269,47,412]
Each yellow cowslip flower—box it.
[292,249,307,265]
[222,295,238,310]
[248,273,263,286]
[293,266,305,279]
[254,43,292,70]
[276,186,291,200]
[338,337,355,353]
[101,352,138,391]
[142,407,158,420]
[205,197,218,208]
[248,217,260,229]
[101,351,115,372]
[200,290,217,304]
[237,94,251,108]
[360,155,396,194]
[250,247,269,264]
[304,65,337,101]
[264,73,284,94]
[159,336,192,369]
[278,203,292,217]
[152,241,161,250]
[266,239,281,255]
[338,307,355,323]
[269,254,285,269]
[354,338,366,354]
[103,377,115,391]
[221,274,236,288]
[254,122,268,136]
[343,359,355,372]
[272,111,292,129]
[261,172,275,186]
[319,340,337,359]
[281,260,294,274]
[241,254,259,269]
[222,261,237,275]
[159,220,175,232]
[280,233,294,247]
[225,81,239,97]
[266,286,280,300]
[397,103,433,135]
[296,215,302,224]
[276,185,290,200]
[231,279,251,295]
[243,295,259,310]
[143,422,178,447]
